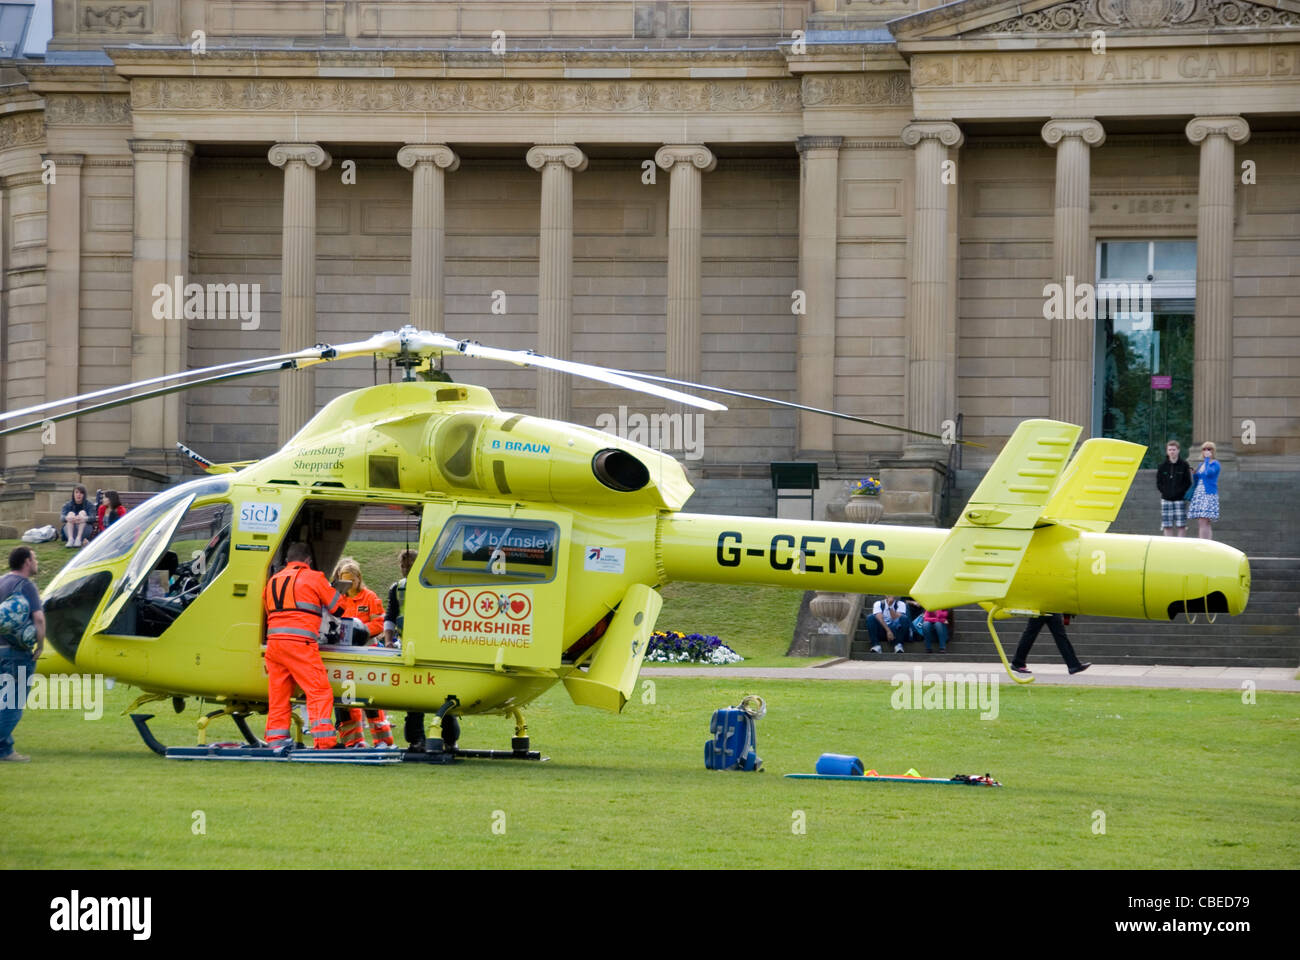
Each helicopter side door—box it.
[404,502,570,670]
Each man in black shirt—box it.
[1156,440,1193,537]
[0,546,45,762]
[382,550,430,749]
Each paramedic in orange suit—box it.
[332,557,395,748]
[263,542,346,749]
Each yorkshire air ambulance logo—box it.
[439,588,533,648]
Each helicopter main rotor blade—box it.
[604,368,985,447]
[0,345,346,424]
[0,361,294,439]
[441,338,728,413]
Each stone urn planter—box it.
[844,495,883,524]
[809,591,852,630]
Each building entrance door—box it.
[1100,308,1194,467]
[1093,240,1196,467]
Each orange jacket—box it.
[264,562,345,642]
[339,586,385,638]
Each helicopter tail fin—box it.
[1039,437,1145,532]
[563,583,661,713]
[909,420,1081,610]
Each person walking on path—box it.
[1009,613,1090,677]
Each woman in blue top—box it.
[1188,440,1221,539]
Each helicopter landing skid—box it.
[130,714,546,764]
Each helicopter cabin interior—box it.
[267,497,421,655]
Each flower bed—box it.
[645,630,744,664]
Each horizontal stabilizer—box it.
[909,526,1034,610]
[1040,438,1146,532]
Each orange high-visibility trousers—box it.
[342,707,394,746]
[265,637,337,748]
[338,709,367,748]
[366,708,393,746]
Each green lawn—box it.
[654,581,814,667]
[1,677,1295,868]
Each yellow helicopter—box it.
[2,327,1250,763]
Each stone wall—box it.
[186,154,798,467]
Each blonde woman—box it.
[329,557,394,748]
[1187,441,1221,540]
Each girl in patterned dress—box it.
[1188,440,1221,540]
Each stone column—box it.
[1042,119,1105,434]
[1186,116,1249,457]
[900,121,962,461]
[525,145,587,421]
[397,144,459,330]
[269,143,331,446]
[43,153,83,461]
[796,135,842,462]
[128,140,192,470]
[655,144,716,409]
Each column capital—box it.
[1186,116,1250,146]
[655,144,716,173]
[398,144,460,172]
[796,135,844,154]
[901,121,963,149]
[268,142,332,171]
[525,144,587,172]
[128,139,194,158]
[1042,118,1105,148]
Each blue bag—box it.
[0,590,36,652]
[704,696,764,771]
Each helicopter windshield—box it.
[108,497,194,611]
[61,478,231,575]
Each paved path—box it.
[642,659,1300,692]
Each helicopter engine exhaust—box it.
[591,448,650,492]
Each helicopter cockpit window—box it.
[106,500,234,639]
[421,516,559,588]
[62,477,231,574]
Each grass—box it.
[654,581,813,667]
[1,677,1296,868]
[5,539,817,667]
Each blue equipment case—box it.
[704,697,764,771]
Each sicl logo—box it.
[238,502,281,533]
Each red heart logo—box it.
[511,599,526,614]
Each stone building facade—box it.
[0,0,1297,528]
